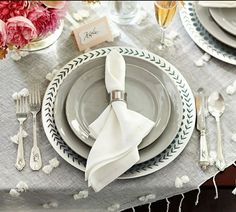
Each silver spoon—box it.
[208,92,226,171]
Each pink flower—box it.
[6,16,37,48]
[41,1,66,9]
[0,20,7,47]
[27,5,51,37]
[0,1,29,22]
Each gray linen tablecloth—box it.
[0,2,236,211]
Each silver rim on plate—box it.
[179,1,236,65]
[42,46,195,179]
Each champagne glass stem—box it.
[160,28,166,46]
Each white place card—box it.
[73,17,113,51]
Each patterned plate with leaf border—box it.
[179,1,236,65]
[42,47,195,179]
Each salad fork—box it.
[15,96,28,171]
[29,86,42,170]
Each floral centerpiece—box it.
[0,1,66,59]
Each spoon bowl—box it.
[208,92,225,118]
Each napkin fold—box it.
[198,1,236,8]
[85,50,155,192]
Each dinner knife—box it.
[195,88,209,170]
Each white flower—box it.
[202,53,211,62]
[9,189,20,197]
[73,190,89,200]
[10,135,18,144]
[181,175,190,184]
[49,201,58,208]
[107,204,120,211]
[42,165,53,174]
[49,157,60,168]
[12,92,19,100]
[46,72,53,81]
[19,88,29,97]
[226,85,235,95]
[175,177,183,188]
[16,181,28,192]
[231,134,236,142]
[194,58,204,67]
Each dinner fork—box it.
[29,86,42,170]
[15,96,28,171]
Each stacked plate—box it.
[42,47,195,179]
[180,2,236,65]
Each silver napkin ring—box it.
[109,90,127,103]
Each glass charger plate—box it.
[42,47,195,179]
[179,1,236,65]
[65,59,171,150]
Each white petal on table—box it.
[85,50,155,192]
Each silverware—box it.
[208,92,226,171]
[15,96,28,171]
[29,86,42,170]
[195,88,209,170]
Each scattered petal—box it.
[231,134,236,142]
[175,177,183,188]
[16,181,28,192]
[19,88,29,97]
[226,85,235,95]
[12,92,19,100]
[202,53,211,62]
[11,51,22,61]
[10,135,18,144]
[9,188,20,197]
[194,58,204,67]
[42,203,50,209]
[181,175,190,184]
[42,165,53,174]
[49,157,60,168]
[107,204,120,212]
[138,195,147,202]
[46,72,54,81]
[73,190,89,200]
[49,201,58,208]
[19,51,29,57]
[146,194,156,200]
[52,69,59,75]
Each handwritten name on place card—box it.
[73,17,113,51]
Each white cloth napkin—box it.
[85,50,155,192]
[198,1,236,8]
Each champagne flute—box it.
[154,1,177,50]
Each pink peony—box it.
[6,16,37,48]
[0,1,29,22]
[27,5,51,37]
[41,1,66,9]
[0,20,7,47]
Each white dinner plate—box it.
[42,47,195,179]
[209,8,236,37]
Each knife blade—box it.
[195,88,209,170]
[196,89,206,131]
